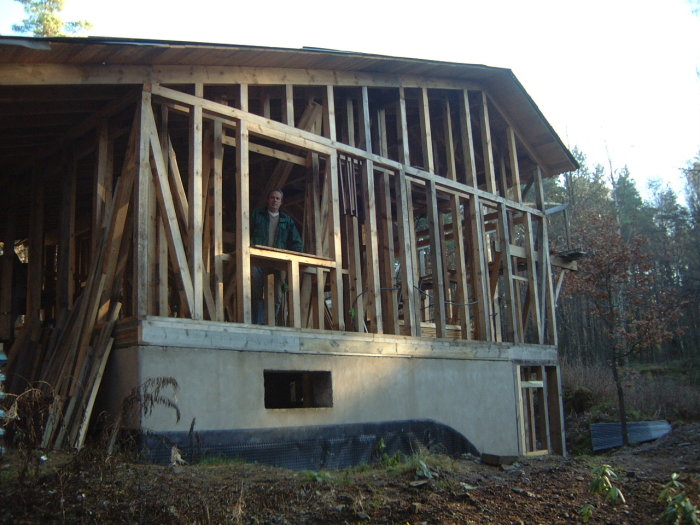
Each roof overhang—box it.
[0,36,579,176]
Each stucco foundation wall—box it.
[112,346,520,455]
[103,317,560,457]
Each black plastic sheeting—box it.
[141,419,480,470]
[591,420,671,452]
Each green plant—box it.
[578,464,626,522]
[301,469,332,482]
[659,473,699,525]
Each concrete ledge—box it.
[121,316,558,363]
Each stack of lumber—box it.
[4,117,139,450]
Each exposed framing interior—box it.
[0,38,578,452]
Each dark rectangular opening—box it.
[264,370,333,409]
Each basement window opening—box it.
[264,370,333,409]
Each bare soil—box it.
[1,423,699,524]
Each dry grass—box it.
[560,358,700,422]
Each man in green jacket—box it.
[250,189,303,324]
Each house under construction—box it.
[0,36,578,467]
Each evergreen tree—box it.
[12,0,91,37]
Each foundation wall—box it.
[103,317,559,457]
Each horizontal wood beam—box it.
[151,84,545,218]
[0,63,481,91]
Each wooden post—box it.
[157,106,170,316]
[419,88,435,173]
[236,120,252,323]
[395,170,418,336]
[497,202,519,342]
[26,173,44,322]
[0,182,16,340]
[328,154,344,330]
[534,167,557,345]
[468,195,491,340]
[323,85,336,141]
[450,194,472,339]
[459,89,477,187]
[478,92,497,193]
[397,87,411,166]
[443,98,457,181]
[426,180,446,337]
[56,155,77,314]
[361,160,382,333]
[377,172,398,333]
[134,92,153,318]
[93,120,113,256]
[213,120,225,321]
[284,84,295,126]
[507,127,523,203]
[189,100,204,319]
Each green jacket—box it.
[250,208,303,252]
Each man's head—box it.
[267,189,283,214]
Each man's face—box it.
[267,191,282,213]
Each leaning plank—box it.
[73,301,122,449]
[142,102,195,311]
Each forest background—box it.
[545,147,700,443]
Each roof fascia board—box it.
[0,63,483,90]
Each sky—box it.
[1,0,699,200]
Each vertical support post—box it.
[395,170,418,336]
[426,180,446,337]
[523,211,542,343]
[377,108,388,157]
[213,120,225,321]
[157,105,170,316]
[377,172,398,334]
[468,195,491,340]
[497,202,519,342]
[93,120,112,256]
[284,84,295,126]
[345,98,355,147]
[534,167,558,344]
[189,100,204,319]
[361,160,382,333]
[479,91,497,193]
[359,87,372,154]
[404,181,422,336]
[449,194,472,339]
[238,83,249,112]
[397,88,411,166]
[507,127,523,202]
[459,89,477,187]
[26,173,44,321]
[134,92,153,318]
[546,366,567,455]
[328,154,344,330]
[419,88,434,173]
[56,156,76,315]
[323,85,336,140]
[0,182,16,340]
[235,120,251,323]
[443,98,457,181]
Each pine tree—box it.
[12,0,91,37]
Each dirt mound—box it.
[1,424,698,524]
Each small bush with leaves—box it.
[579,464,626,522]
[659,473,699,525]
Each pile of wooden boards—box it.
[4,114,139,450]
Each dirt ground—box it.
[1,423,698,524]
